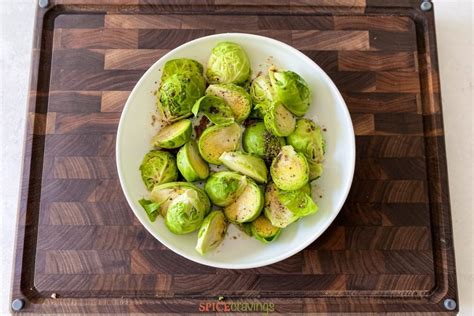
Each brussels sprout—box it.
[224,179,263,223]
[277,188,318,217]
[195,210,227,255]
[177,140,209,182]
[264,183,318,228]
[158,73,206,121]
[161,58,203,82]
[204,171,247,207]
[270,145,309,191]
[152,119,192,149]
[268,69,311,117]
[287,118,325,180]
[264,102,296,137]
[250,75,275,108]
[140,150,178,190]
[165,189,207,234]
[192,95,234,125]
[264,183,297,228]
[198,122,241,165]
[150,182,211,217]
[242,121,286,164]
[250,215,281,243]
[219,151,268,184]
[206,42,251,85]
[206,84,252,123]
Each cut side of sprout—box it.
[152,119,192,149]
[198,122,241,165]
[224,179,263,223]
[195,210,227,255]
[270,145,309,191]
[250,215,281,243]
[219,151,268,183]
[177,140,209,182]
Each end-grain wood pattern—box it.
[13,0,457,314]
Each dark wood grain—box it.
[302,50,338,71]
[40,201,134,225]
[48,91,102,113]
[43,250,130,274]
[54,113,121,134]
[138,29,215,48]
[354,158,427,179]
[334,203,432,228]
[334,16,415,32]
[258,15,334,30]
[216,254,304,274]
[292,30,370,50]
[104,49,169,70]
[376,71,421,92]
[57,29,138,49]
[370,30,418,51]
[355,136,425,157]
[343,92,419,113]
[12,1,457,314]
[54,14,105,29]
[51,49,105,70]
[339,51,417,72]
[327,71,376,92]
[50,69,145,91]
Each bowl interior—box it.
[116,33,355,269]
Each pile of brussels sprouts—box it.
[138,42,325,256]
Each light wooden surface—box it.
[0,0,472,314]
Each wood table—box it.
[12,0,458,313]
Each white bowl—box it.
[116,33,355,269]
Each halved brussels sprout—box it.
[140,150,178,190]
[158,73,206,121]
[287,118,325,180]
[206,84,252,123]
[224,179,263,223]
[150,182,210,217]
[165,189,207,234]
[278,188,318,217]
[195,210,227,255]
[270,145,309,191]
[219,151,268,184]
[161,58,203,82]
[264,183,318,228]
[250,75,275,107]
[206,42,251,85]
[268,69,311,117]
[177,140,209,182]
[198,122,241,165]
[249,75,275,120]
[192,95,234,125]
[152,119,192,149]
[242,121,286,164]
[264,102,296,137]
[204,171,247,207]
[250,215,281,243]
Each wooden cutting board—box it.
[12,0,458,313]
